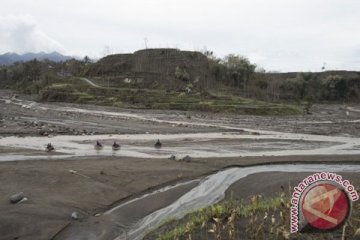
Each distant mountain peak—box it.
[3,52,18,56]
[0,52,72,65]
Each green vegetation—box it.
[0,58,90,94]
[208,53,256,90]
[175,66,190,82]
[145,194,289,240]
[254,72,360,102]
[144,193,360,240]
[39,78,301,115]
[1,49,359,115]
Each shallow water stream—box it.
[56,164,360,240]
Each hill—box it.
[1,48,360,115]
[85,48,214,90]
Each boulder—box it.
[39,129,49,136]
[9,192,25,204]
[71,212,79,220]
[181,155,192,162]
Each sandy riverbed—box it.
[1,90,360,137]
[1,155,360,240]
[1,91,360,239]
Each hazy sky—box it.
[0,0,359,72]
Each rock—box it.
[9,192,25,204]
[181,155,192,162]
[39,130,49,136]
[71,212,79,220]
[18,197,28,203]
[168,155,193,162]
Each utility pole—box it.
[143,38,148,49]
[321,62,327,71]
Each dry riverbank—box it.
[1,155,360,239]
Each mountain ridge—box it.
[0,51,73,65]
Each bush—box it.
[175,66,190,81]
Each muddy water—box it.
[0,132,353,161]
[1,98,360,161]
[56,164,360,240]
[122,164,360,240]
[3,98,360,239]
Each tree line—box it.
[0,58,89,94]
[1,51,359,103]
[203,50,360,102]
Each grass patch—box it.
[40,80,302,115]
[74,92,96,103]
[144,193,360,240]
[48,83,73,89]
[146,194,288,240]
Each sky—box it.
[0,0,359,72]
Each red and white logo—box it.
[301,182,350,231]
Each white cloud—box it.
[0,1,359,71]
[0,15,67,54]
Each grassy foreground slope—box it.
[39,77,302,115]
[144,193,360,240]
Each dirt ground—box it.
[0,156,212,240]
[1,90,360,239]
[144,171,360,240]
[226,171,360,201]
[0,155,359,240]
[1,89,360,137]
